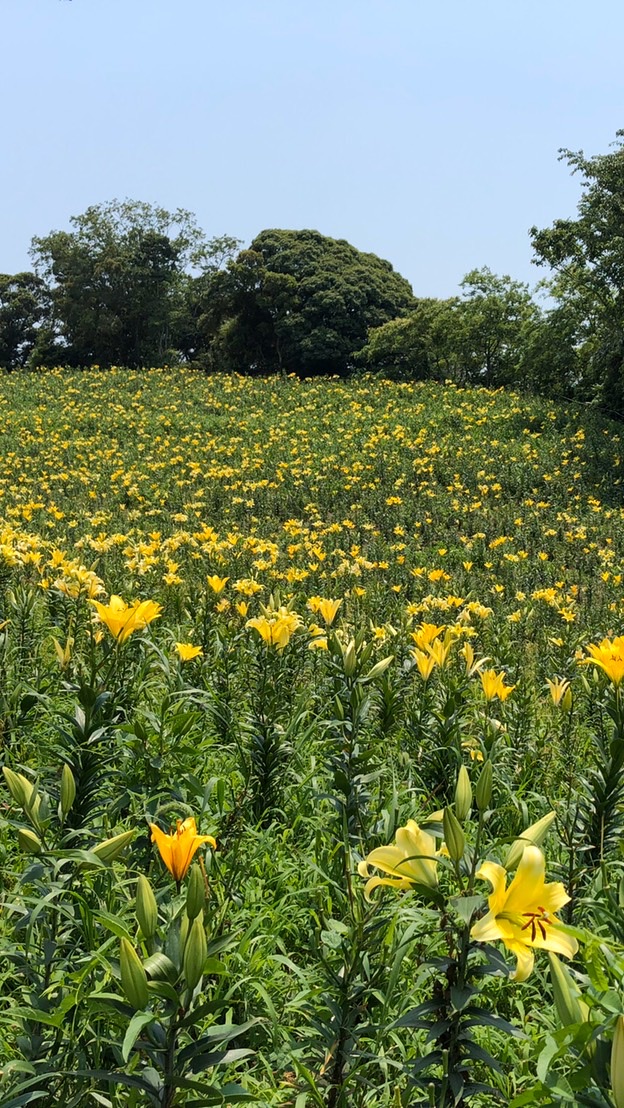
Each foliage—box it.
[0,272,54,371]
[531,132,624,416]
[30,200,239,369]
[195,229,415,376]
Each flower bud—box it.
[18,828,43,854]
[612,1014,624,1108]
[342,640,357,677]
[443,807,465,863]
[365,656,393,682]
[60,763,76,818]
[91,829,135,864]
[186,864,205,921]
[505,811,556,870]
[120,938,149,1009]
[548,953,583,1027]
[3,766,33,809]
[183,914,207,992]
[475,760,493,811]
[136,875,158,940]
[454,765,472,823]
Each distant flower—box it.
[206,575,229,594]
[480,668,515,702]
[174,642,203,662]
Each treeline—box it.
[3,133,624,416]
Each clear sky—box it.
[3,0,624,297]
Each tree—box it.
[31,200,238,368]
[530,133,624,414]
[456,268,539,386]
[196,229,415,376]
[354,298,460,380]
[0,272,53,370]
[356,271,539,387]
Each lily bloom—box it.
[471,844,578,981]
[174,642,203,662]
[206,575,229,595]
[91,595,162,643]
[480,668,515,702]
[582,636,624,687]
[149,817,216,883]
[358,820,439,897]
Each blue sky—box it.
[3,0,624,297]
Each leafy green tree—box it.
[530,133,624,414]
[357,271,539,387]
[31,200,237,368]
[0,272,52,371]
[197,229,415,376]
[456,267,540,386]
[354,298,460,380]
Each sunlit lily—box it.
[582,636,624,687]
[174,642,203,662]
[91,595,162,643]
[358,820,440,897]
[471,844,578,981]
[206,575,229,595]
[480,668,515,702]
[149,817,216,883]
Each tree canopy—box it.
[196,229,415,376]
[31,200,238,368]
[530,133,624,413]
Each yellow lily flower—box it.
[358,820,440,897]
[206,575,229,595]
[174,642,203,662]
[546,677,572,709]
[91,595,162,643]
[480,668,515,702]
[470,845,578,981]
[246,609,300,650]
[413,647,437,681]
[582,636,624,686]
[149,817,216,883]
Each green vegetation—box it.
[2,369,624,1104]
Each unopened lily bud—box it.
[365,656,393,682]
[443,807,465,863]
[18,828,43,854]
[475,760,493,811]
[505,811,556,870]
[120,938,149,1009]
[343,640,357,677]
[454,765,472,822]
[91,829,135,864]
[3,766,33,809]
[548,953,583,1027]
[561,686,573,713]
[612,1014,624,1108]
[60,763,76,818]
[183,914,207,992]
[136,875,158,939]
[186,864,205,921]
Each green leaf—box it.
[122,1011,157,1062]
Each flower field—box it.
[3,367,624,1106]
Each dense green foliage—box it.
[195,229,415,376]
